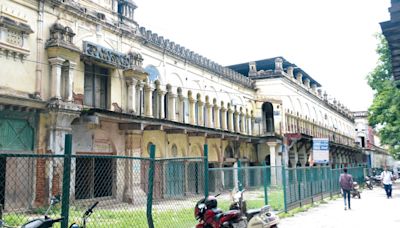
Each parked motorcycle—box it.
[351,182,361,199]
[194,193,247,228]
[229,189,279,228]
[0,196,63,228]
[370,175,382,187]
[69,201,99,228]
[365,176,373,190]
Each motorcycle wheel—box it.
[368,185,373,190]
[358,193,361,199]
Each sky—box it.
[134,0,391,111]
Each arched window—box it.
[262,102,275,133]
[224,146,234,159]
[171,144,178,157]
[144,65,160,82]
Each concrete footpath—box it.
[279,182,400,228]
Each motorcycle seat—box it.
[246,208,261,216]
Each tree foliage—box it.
[367,34,400,158]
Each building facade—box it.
[0,0,362,206]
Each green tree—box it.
[367,34,400,158]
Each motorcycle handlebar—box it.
[84,201,99,216]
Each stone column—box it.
[197,94,204,126]
[177,89,184,122]
[157,90,166,119]
[136,81,144,115]
[234,108,240,133]
[166,85,176,121]
[126,77,138,113]
[144,83,153,117]
[227,103,234,132]
[49,57,65,100]
[213,99,220,129]
[188,91,195,125]
[66,61,76,102]
[240,107,246,134]
[251,111,255,136]
[220,101,227,131]
[246,110,251,135]
[267,142,280,186]
[205,96,213,128]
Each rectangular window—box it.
[75,157,114,200]
[84,64,109,109]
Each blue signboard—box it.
[313,138,329,164]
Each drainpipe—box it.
[35,0,44,98]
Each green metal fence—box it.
[0,135,366,227]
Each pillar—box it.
[136,81,144,115]
[213,99,220,129]
[188,91,195,125]
[251,111,255,136]
[66,61,76,102]
[49,57,65,100]
[267,142,281,186]
[220,101,227,131]
[227,103,234,132]
[205,96,213,127]
[126,77,138,113]
[144,83,153,117]
[197,95,204,126]
[234,108,240,133]
[166,85,176,121]
[177,88,184,122]
[157,90,165,119]
[240,107,246,134]
[246,110,251,135]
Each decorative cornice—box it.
[137,27,255,89]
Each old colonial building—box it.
[0,0,362,205]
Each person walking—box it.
[380,166,394,198]
[339,168,353,210]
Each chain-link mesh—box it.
[208,165,284,212]
[284,165,366,210]
[151,158,204,228]
[0,153,367,227]
[0,154,64,227]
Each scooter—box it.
[229,189,279,228]
[69,201,99,228]
[351,182,361,199]
[0,196,63,228]
[365,176,373,190]
[194,194,247,228]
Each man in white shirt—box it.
[380,166,394,198]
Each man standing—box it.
[339,168,353,210]
[381,167,394,198]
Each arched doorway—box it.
[262,102,275,133]
[223,145,235,189]
[166,144,184,198]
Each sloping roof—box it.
[226,56,322,87]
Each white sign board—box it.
[313,138,329,164]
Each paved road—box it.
[279,182,400,228]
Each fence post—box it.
[204,144,209,198]
[282,165,288,213]
[263,161,268,205]
[237,159,243,191]
[146,144,156,228]
[329,167,333,199]
[61,134,72,228]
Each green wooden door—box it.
[0,117,34,151]
[166,161,185,197]
[0,114,35,210]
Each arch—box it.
[144,65,160,83]
[168,73,184,88]
[304,103,311,119]
[262,102,275,133]
[224,145,234,159]
[295,98,303,115]
[171,144,178,157]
